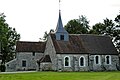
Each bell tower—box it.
[55,0,69,41]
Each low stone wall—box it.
[5,59,17,72]
[40,62,52,71]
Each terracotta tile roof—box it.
[16,41,46,53]
[50,34,118,55]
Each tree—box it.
[0,13,20,64]
[90,18,115,37]
[64,13,120,53]
[64,15,90,34]
[114,14,120,53]
[39,29,54,41]
[90,18,120,53]
[89,22,105,34]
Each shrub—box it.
[0,64,6,72]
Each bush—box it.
[0,64,6,72]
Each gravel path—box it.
[0,71,37,74]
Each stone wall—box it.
[6,52,43,71]
[5,59,17,72]
[89,55,119,71]
[56,54,89,71]
[40,62,52,71]
[44,35,57,70]
[16,52,43,71]
[56,54,119,71]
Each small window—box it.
[7,64,9,67]
[105,55,111,65]
[60,35,64,40]
[64,56,70,67]
[95,56,99,64]
[22,60,26,67]
[79,56,85,67]
[94,55,101,65]
[32,52,35,56]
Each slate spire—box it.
[55,10,68,33]
[55,0,69,41]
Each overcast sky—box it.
[0,0,120,41]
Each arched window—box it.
[96,56,99,64]
[94,55,101,65]
[79,56,85,67]
[105,55,111,65]
[64,56,70,67]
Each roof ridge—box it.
[69,34,110,37]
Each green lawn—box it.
[0,71,120,80]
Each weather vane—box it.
[59,0,61,11]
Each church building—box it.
[5,10,119,72]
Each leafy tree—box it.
[90,18,115,37]
[115,14,120,27]
[89,23,105,34]
[0,13,20,64]
[64,15,90,34]
[39,29,54,41]
[78,15,90,30]
[114,14,120,53]
[65,14,120,53]
[90,18,120,53]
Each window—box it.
[94,55,101,65]
[79,56,85,67]
[32,52,35,56]
[7,64,9,67]
[22,60,26,67]
[105,55,111,65]
[60,35,64,40]
[96,56,99,64]
[64,56,70,67]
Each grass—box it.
[0,71,120,80]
